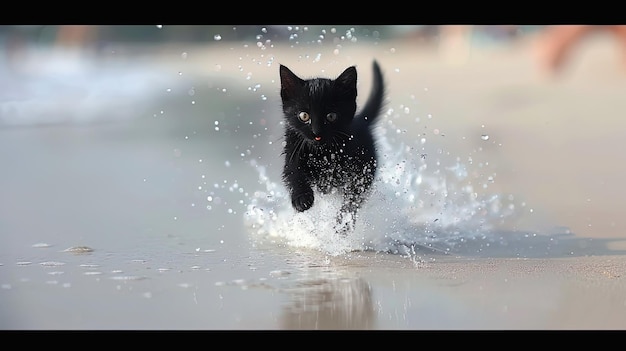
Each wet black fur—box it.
[279,60,385,233]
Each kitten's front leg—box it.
[291,186,314,212]
[283,166,314,212]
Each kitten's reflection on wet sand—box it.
[280,276,376,330]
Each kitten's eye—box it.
[326,112,337,122]
[298,111,310,123]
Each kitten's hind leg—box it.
[335,179,372,234]
[335,199,359,235]
[334,212,356,236]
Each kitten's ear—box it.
[336,66,357,90]
[279,64,304,100]
[335,66,357,98]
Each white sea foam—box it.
[244,117,519,256]
[0,48,184,127]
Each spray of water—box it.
[243,115,518,257]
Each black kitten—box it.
[279,61,385,233]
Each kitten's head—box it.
[279,64,357,146]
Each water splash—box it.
[244,118,518,256]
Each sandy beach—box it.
[2,28,626,329]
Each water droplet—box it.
[110,275,147,281]
[156,25,163,29]
[481,134,490,141]
[32,243,52,248]
[64,246,94,253]
[84,271,103,276]
[79,264,100,268]
[214,34,222,41]
[40,261,66,267]
[270,270,291,277]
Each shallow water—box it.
[2,36,626,329]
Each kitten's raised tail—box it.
[357,60,385,124]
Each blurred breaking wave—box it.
[0,48,184,127]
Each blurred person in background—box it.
[55,25,98,48]
[437,25,520,65]
[535,25,626,75]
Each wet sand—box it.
[2,32,626,329]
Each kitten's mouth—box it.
[314,136,322,141]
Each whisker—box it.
[334,130,353,140]
[335,130,351,136]
[288,138,304,164]
[332,136,342,152]
[333,134,345,149]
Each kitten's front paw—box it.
[292,190,314,212]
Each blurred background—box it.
[2,25,531,46]
[3,25,626,329]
